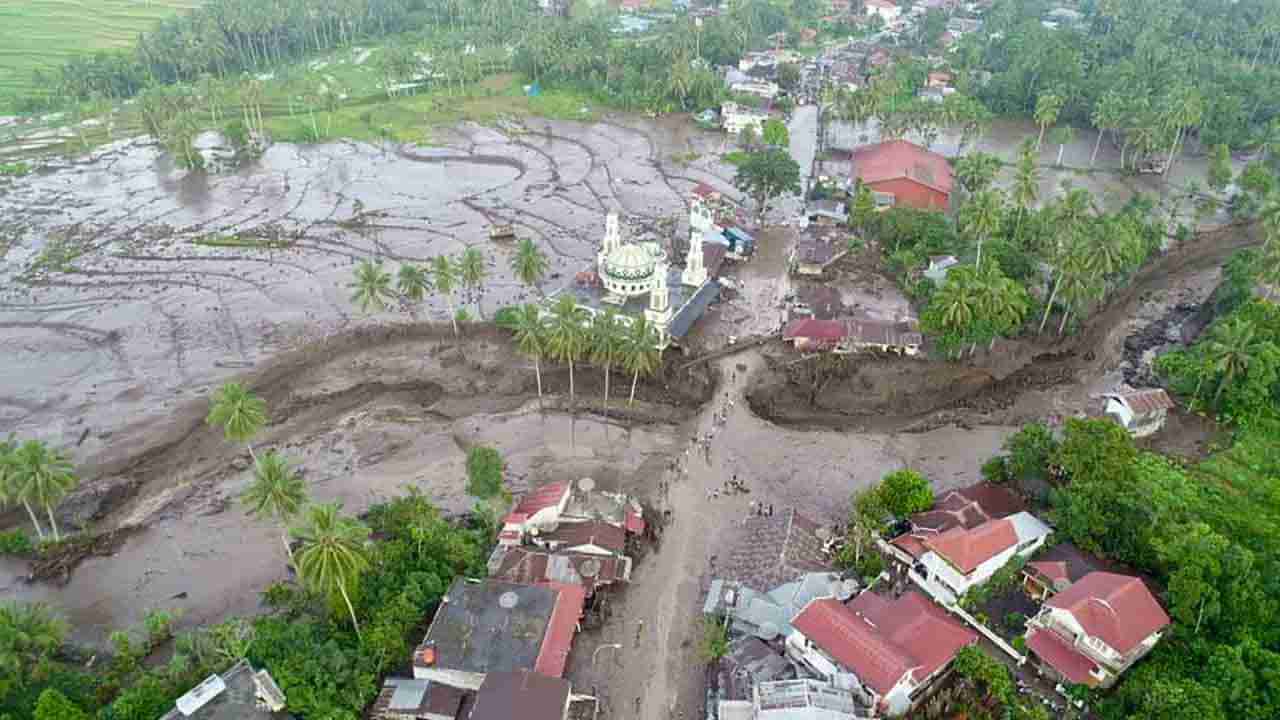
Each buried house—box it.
[160,661,289,720]
[1101,388,1174,438]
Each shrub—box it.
[465,446,505,499]
[0,529,33,555]
[878,469,934,517]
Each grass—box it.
[190,233,295,250]
[722,150,750,166]
[0,1,201,108]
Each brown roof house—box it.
[1021,542,1106,601]
[851,140,953,211]
[159,661,289,720]
[1101,388,1174,438]
[412,578,585,690]
[783,315,922,356]
[1025,572,1170,688]
[786,591,977,716]
[910,512,1052,604]
[887,482,1027,563]
[791,229,852,276]
[371,678,473,720]
[489,546,632,597]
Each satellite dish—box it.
[758,621,780,640]
[498,591,520,609]
[578,477,596,492]
[579,558,602,578]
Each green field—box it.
[0,0,199,105]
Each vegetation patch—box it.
[190,233,295,250]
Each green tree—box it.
[349,259,395,313]
[432,254,460,336]
[1002,423,1058,487]
[850,183,877,234]
[0,601,68,680]
[292,503,370,638]
[1011,139,1041,239]
[9,441,78,542]
[510,238,549,296]
[34,688,88,720]
[1208,143,1233,193]
[458,247,488,320]
[0,436,45,540]
[960,189,1003,269]
[699,618,730,662]
[242,450,307,566]
[954,152,1001,195]
[1053,417,1136,487]
[738,124,758,149]
[206,382,267,460]
[733,147,801,223]
[776,63,801,92]
[1206,317,1266,407]
[465,446,505,499]
[589,310,624,414]
[877,469,934,517]
[500,303,549,399]
[762,118,790,148]
[1034,92,1063,151]
[622,315,661,406]
[547,295,588,405]
[396,263,431,318]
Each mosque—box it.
[551,212,723,350]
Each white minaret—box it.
[597,211,621,273]
[650,260,670,312]
[682,231,707,287]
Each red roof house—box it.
[500,481,571,544]
[533,583,587,678]
[1026,572,1170,687]
[783,318,848,350]
[851,140,953,211]
[923,518,1019,574]
[789,593,977,715]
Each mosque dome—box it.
[603,243,661,282]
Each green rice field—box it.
[0,0,199,107]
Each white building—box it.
[722,102,770,137]
[1102,388,1174,438]
[864,0,902,24]
[731,80,782,100]
[910,512,1052,604]
[1025,572,1170,688]
[786,592,977,716]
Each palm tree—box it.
[510,238,549,296]
[933,268,981,346]
[206,382,267,460]
[1090,92,1123,167]
[9,441,78,542]
[501,304,549,399]
[1259,241,1280,300]
[458,248,488,319]
[242,451,308,566]
[349,259,394,313]
[975,266,1030,347]
[1012,140,1040,241]
[396,264,431,318]
[1034,93,1063,152]
[0,437,43,540]
[622,316,661,406]
[1160,85,1203,177]
[1206,318,1263,407]
[960,190,1003,269]
[0,601,69,669]
[432,255,460,336]
[589,310,624,415]
[1054,244,1104,335]
[292,503,370,638]
[547,295,588,405]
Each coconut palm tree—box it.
[349,259,394,313]
[1090,91,1123,167]
[933,267,981,345]
[510,238,549,296]
[1012,140,1040,241]
[0,436,43,540]
[1259,241,1280,300]
[960,189,1003,269]
[9,441,78,542]
[589,310,624,415]
[432,255,460,336]
[1206,318,1264,407]
[1034,93,1063,152]
[206,382,267,460]
[0,601,68,670]
[458,247,488,320]
[975,266,1030,347]
[396,263,431,318]
[292,502,370,638]
[547,295,588,405]
[622,316,661,406]
[242,451,308,566]
[501,304,549,399]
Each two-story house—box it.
[786,592,977,716]
[911,512,1052,604]
[1025,572,1170,688]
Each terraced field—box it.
[0,0,199,106]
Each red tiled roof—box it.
[625,508,646,534]
[890,534,929,559]
[792,598,911,696]
[533,583,586,677]
[783,318,848,342]
[852,140,954,196]
[511,482,569,517]
[1112,389,1175,416]
[1046,572,1170,654]
[954,483,1027,518]
[797,593,976,696]
[1026,628,1100,685]
[540,521,626,555]
[1027,560,1070,584]
[923,517,1018,574]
